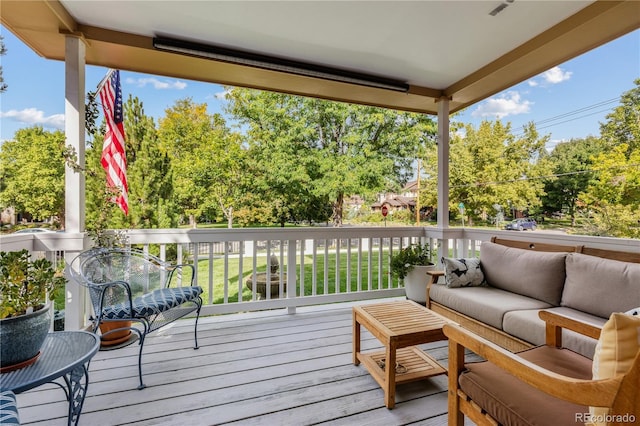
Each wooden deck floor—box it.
[15,298,475,426]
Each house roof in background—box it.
[1,1,638,115]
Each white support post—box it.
[437,96,450,262]
[64,35,87,330]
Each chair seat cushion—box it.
[103,286,203,319]
[459,346,592,426]
[0,389,20,425]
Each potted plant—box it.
[0,250,65,372]
[390,243,435,304]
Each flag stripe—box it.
[99,69,129,215]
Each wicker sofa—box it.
[426,237,640,356]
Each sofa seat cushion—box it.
[459,346,592,426]
[503,307,605,359]
[480,242,567,305]
[429,284,552,329]
[561,253,640,318]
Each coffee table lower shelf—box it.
[357,346,446,387]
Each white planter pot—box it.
[403,265,435,304]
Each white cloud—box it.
[471,91,532,119]
[0,108,65,129]
[541,66,572,84]
[125,77,187,90]
[213,89,231,100]
[527,80,538,87]
[545,138,566,152]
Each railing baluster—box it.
[208,243,214,305]
[357,238,362,292]
[324,239,330,294]
[223,241,229,303]
[252,241,258,301]
[299,239,305,298]
[312,240,317,296]
[346,238,352,293]
[238,241,244,302]
[367,237,373,291]
[335,237,341,293]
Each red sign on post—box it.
[381,205,388,217]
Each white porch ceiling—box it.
[2,0,639,114]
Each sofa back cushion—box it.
[561,253,640,318]
[480,241,567,305]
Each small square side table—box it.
[353,299,449,409]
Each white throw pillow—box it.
[625,307,640,316]
[441,257,485,288]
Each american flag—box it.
[98,69,129,215]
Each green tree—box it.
[574,81,640,238]
[580,144,640,238]
[542,136,604,226]
[158,98,244,227]
[124,96,177,228]
[599,79,640,155]
[226,88,436,226]
[86,96,178,231]
[0,127,66,223]
[420,120,553,224]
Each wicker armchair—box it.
[444,310,640,426]
[69,248,203,390]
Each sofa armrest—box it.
[443,322,620,407]
[538,310,601,348]
[426,270,444,308]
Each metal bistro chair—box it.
[69,248,203,389]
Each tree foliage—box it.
[158,98,244,227]
[420,120,552,224]
[579,144,640,238]
[0,127,66,223]
[567,81,640,238]
[226,88,436,226]
[599,78,640,155]
[542,136,604,225]
[86,96,177,232]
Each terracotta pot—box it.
[99,320,132,347]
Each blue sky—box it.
[1,27,638,150]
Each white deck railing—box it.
[2,226,638,330]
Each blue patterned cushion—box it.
[0,390,20,425]
[102,286,203,319]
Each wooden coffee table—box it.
[353,300,450,409]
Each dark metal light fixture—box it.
[489,0,515,16]
[153,37,410,93]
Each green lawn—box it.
[193,250,400,304]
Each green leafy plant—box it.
[390,243,434,279]
[0,250,66,319]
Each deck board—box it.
[14,298,468,425]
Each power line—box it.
[509,96,621,139]
[533,98,619,127]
